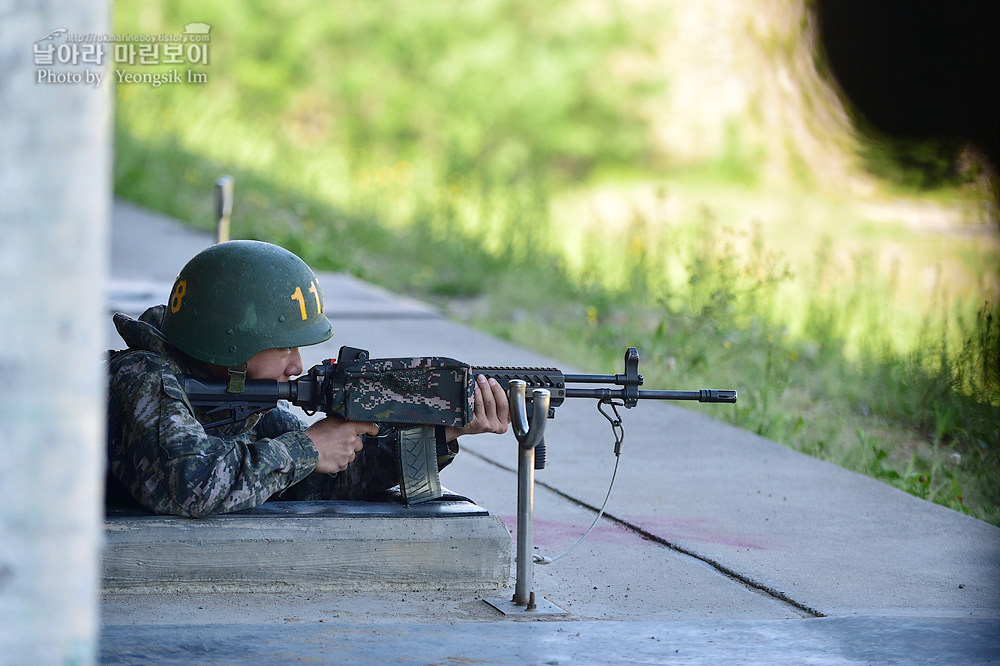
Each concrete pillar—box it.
[0,1,110,663]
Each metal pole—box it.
[484,382,563,616]
[215,175,233,243]
[508,381,550,608]
[514,444,536,607]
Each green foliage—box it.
[116,0,660,198]
[112,2,1000,525]
[851,428,971,516]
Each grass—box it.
[112,1,999,524]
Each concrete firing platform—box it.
[104,498,511,593]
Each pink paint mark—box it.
[629,515,771,551]
[498,514,772,551]
[498,515,650,549]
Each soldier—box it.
[106,240,509,517]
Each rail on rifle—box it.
[472,347,736,419]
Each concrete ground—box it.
[101,200,1000,664]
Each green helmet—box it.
[161,240,333,366]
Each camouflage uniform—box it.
[107,305,457,517]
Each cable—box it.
[533,451,621,565]
[533,398,625,565]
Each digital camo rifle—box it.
[180,346,736,503]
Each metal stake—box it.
[484,381,565,616]
[214,175,233,244]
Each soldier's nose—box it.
[286,348,303,378]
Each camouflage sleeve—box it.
[107,352,319,517]
[437,429,460,470]
[254,404,308,438]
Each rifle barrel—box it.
[564,388,737,403]
[563,373,618,383]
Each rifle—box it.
[180,346,736,503]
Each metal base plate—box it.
[483,596,567,616]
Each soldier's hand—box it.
[444,374,510,442]
[305,416,379,474]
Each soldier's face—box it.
[246,347,304,381]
